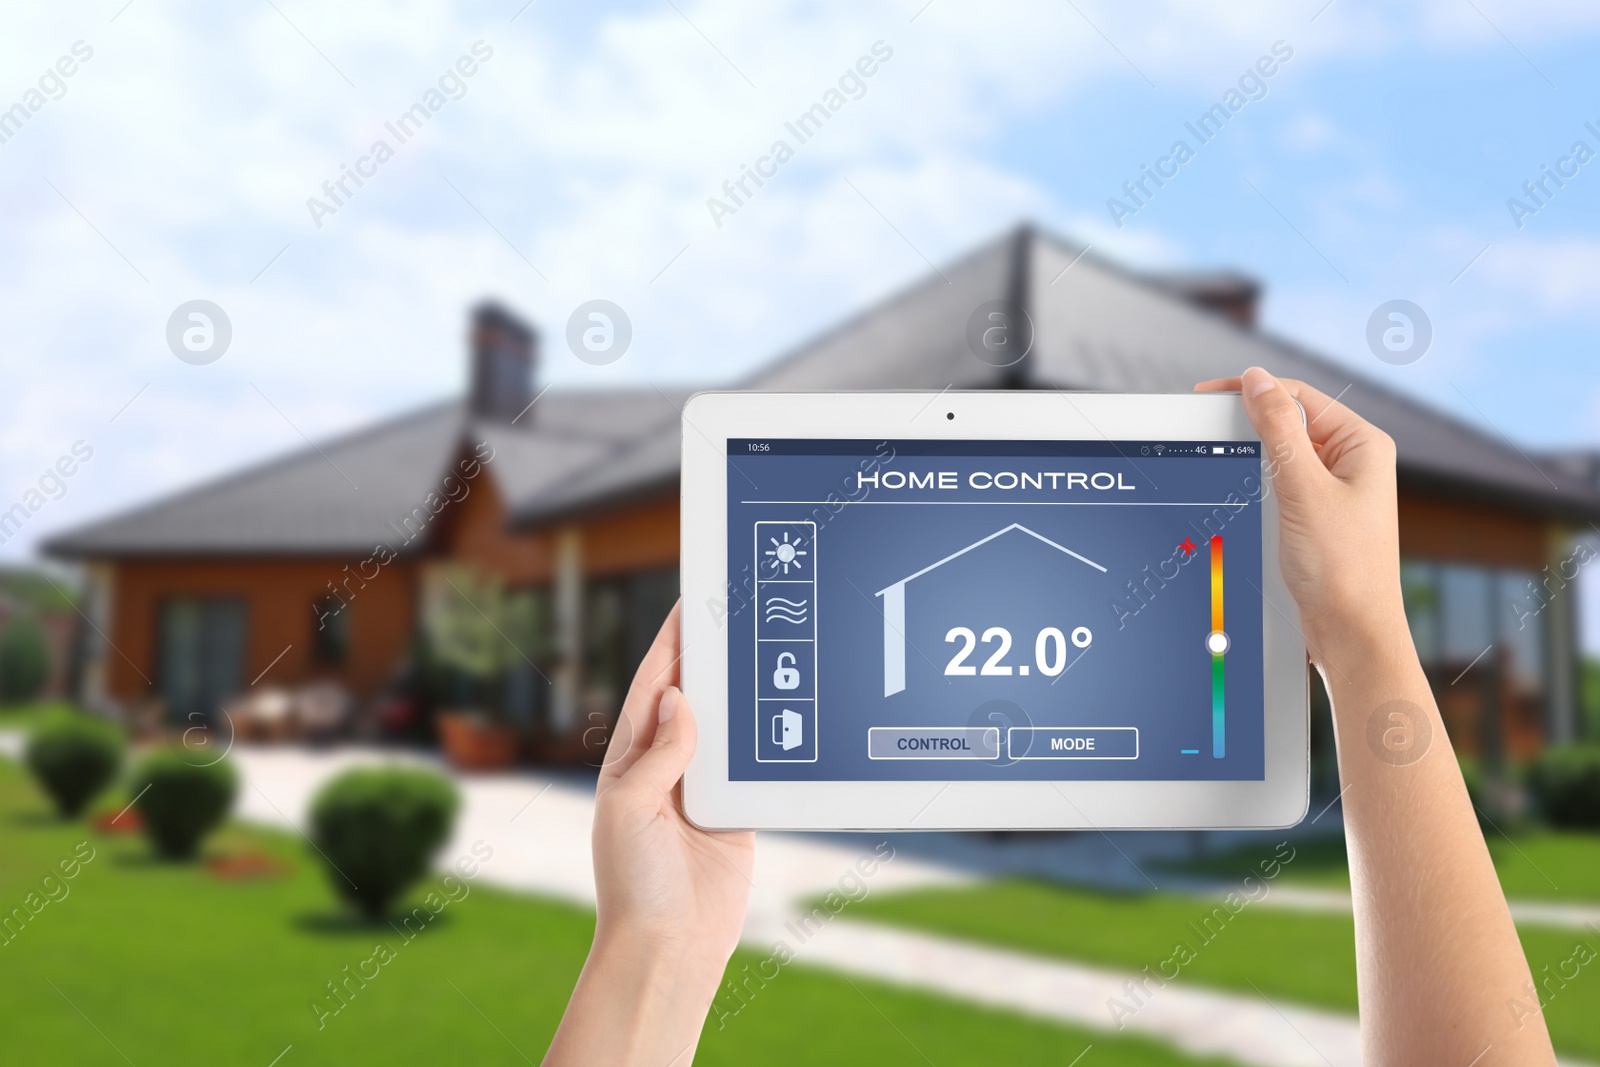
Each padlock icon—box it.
[772,651,801,690]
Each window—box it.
[1399,558,1548,762]
[157,597,247,726]
[503,586,556,730]
[312,595,349,667]
[583,569,679,714]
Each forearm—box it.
[1317,608,1555,1065]
[543,930,726,1067]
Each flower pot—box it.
[437,710,518,771]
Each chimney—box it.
[467,302,537,422]
[1143,271,1261,330]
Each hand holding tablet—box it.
[680,388,1308,830]
[547,368,1557,1067]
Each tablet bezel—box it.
[680,391,1309,831]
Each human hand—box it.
[1196,367,1404,658]
[591,601,755,970]
[545,603,754,1066]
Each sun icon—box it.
[765,531,809,575]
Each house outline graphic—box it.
[873,522,1107,697]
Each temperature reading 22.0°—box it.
[943,625,1092,677]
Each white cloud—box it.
[3,0,1600,562]
[1477,237,1600,315]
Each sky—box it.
[2,0,1599,634]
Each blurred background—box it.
[4,1,1600,1064]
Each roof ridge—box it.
[738,227,1021,389]
[1024,226,1594,500]
[44,397,465,554]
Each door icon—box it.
[772,652,801,690]
[772,708,804,751]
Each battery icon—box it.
[1212,446,1226,454]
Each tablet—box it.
[680,392,1308,831]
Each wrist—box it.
[1304,600,1422,699]
[546,924,730,1067]
[590,922,730,1001]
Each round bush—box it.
[1457,756,1498,831]
[1527,744,1600,829]
[24,714,123,818]
[0,618,50,704]
[310,766,459,919]
[131,750,238,860]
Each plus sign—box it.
[1178,538,1196,557]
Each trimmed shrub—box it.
[131,751,238,860]
[0,618,50,704]
[24,714,123,817]
[310,766,459,919]
[1527,744,1600,829]
[1458,756,1491,828]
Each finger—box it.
[624,686,697,801]
[1239,367,1330,505]
[1199,373,1370,452]
[601,601,682,781]
[1265,378,1368,450]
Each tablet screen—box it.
[724,438,1267,782]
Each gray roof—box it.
[46,225,1600,559]
[45,391,689,558]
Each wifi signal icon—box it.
[1151,445,1165,455]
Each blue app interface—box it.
[726,439,1267,782]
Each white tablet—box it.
[680,392,1308,831]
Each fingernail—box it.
[658,687,680,724]
[1243,367,1276,398]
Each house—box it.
[875,522,1106,698]
[45,224,1600,773]
[0,568,79,700]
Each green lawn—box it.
[0,700,78,735]
[0,758,1231,1067]
[849,878,1600,1059]
[1161,829,1600,902]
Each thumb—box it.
[624,686,697,799]
[1240,367,1325,507]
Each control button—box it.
[1007,726,1138,760]
[868,727,1000,760]
[757,642,814,699]
[772,651,801,690]
[757,703,816,763]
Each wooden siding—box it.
[1398,489,1550,571]
[446,474,679,583]
[100,484,681,708]
[105,556,420,707]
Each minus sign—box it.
[1180,749,1199,754]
